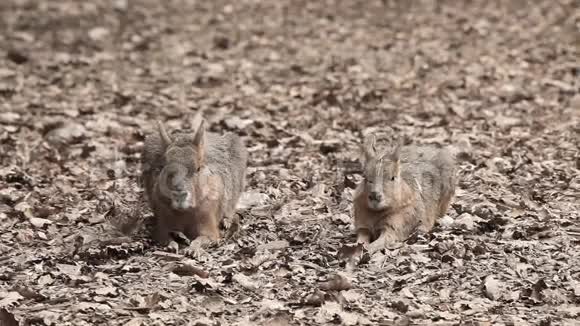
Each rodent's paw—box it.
[367,232,399,253]
[367,239,385,254]
[416,224,433,235]
[222,215,240,239]
[356,237,369,248]
[356,236,371,247]
[183,237,212,258]
[339,243,369,270]
[222,214,240,230]
[183,242,207,259]
[166,240,179,253]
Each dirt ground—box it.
[0,0,579,325]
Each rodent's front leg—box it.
[367,230,396,254]
[183,204,221,258]
[152,216,171,246]
[367,213,413,253]
[197,205,221,241]
[356,228,372,246]
[184,235,212,258]
[384,212,416,242]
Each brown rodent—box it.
[142,114,247,251]
[353,134,457,252]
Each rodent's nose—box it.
[368,191,381,201]
[172,190,192,210]
[174,183,184,191]
[174,191,188,201]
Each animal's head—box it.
[361,134,402,211]
[156,118,206,211]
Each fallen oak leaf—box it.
[570,280,580,297]
[76,302,112,312]
[191,275,222,293]
[315,301,342,323]
[29,216,53,228]
[0,292,23,308]
[120,293,162,313]
[256,240,289,252]
[304,289,326,306]
[56,263,82,277]
[94,286,118,297]
[483,275,501,300]
[320,272,352,291]
[232,273,259,291]
[11,284,46,301]
[151,251,183,261]
[170,261,209,278]
[337,243,365,264]
[223,116,254,130]
[14,202,53,228]
[123,318,146,326]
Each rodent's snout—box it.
[173,190,188,201]
[171,190,193,210]
[367,190,386,210]
[368,191,382,202]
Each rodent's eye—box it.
[391,176,396,181]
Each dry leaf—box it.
[0,292,23,308]
[483,275,502,300]
[232,273,259,291]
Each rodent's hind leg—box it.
[221,213,240,239]
[183,204,221,258]
[418,217,436,234]
[367,230,393,254]
[221,203,239,229]
[438,190,455,217]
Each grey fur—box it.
[398,145,458,228]
[359,142,458,238]
[142,121,247,243]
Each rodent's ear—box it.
[192,119,206,163]
[391,142,402,162]
[191,111,204,131]
[157,120,172,147]
[391,144,401,176]
[363,133,377,161]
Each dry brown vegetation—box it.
[0,0,579,325]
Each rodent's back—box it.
[205,132,248,214]
[399,145,457,219]
[399,145,456,178]
[141,128,246,193]
[142,132,166,201]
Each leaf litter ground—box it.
[0,0,579,325]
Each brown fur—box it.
[148,173,224,244]
[142,115,247,247]
[353,134,457,252]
